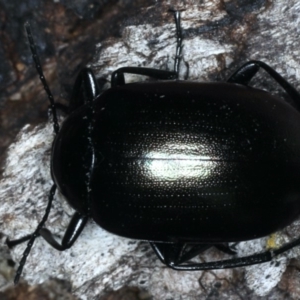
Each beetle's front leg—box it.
[68,68,101,113]
[45,68,101,116]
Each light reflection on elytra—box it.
[143,142,217,181]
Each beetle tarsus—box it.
[172,10,183,78]
[6,235,32,249]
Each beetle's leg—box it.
[6,212,87,251]
[227,63,260,85]
[178,243,236,263]
[8,185,87,284]
[151,235,300,271]
[228,60,300,111]
[37,212,88,250]
[68,68,101,113]
[6,235,32,248]
[176,244,211,264]
[171,10,183,77]
[150,242,211,265]
[111,67,177,87]
[150,241,265,270]
[10,184,56,284]
[150,242,185,265]
[111,11,183,86]
[150,242,236,266]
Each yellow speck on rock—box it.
[266,233,279,249]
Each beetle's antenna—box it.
[24,22,60,134]
[13,184,57,284]
[172,10,183,78]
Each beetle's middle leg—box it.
[46,68,102,116]
[111,67,177,87]
[7,212,88,251]
[111,11,184,87]
[228,60,300,110]
[6,184,89,284]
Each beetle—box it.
[7,10,300,285]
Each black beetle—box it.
[8,11,300,284]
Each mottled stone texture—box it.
[2,0,300,299]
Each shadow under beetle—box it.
[8,11,300,284]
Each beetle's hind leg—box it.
[228,60,300,111]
